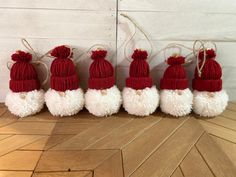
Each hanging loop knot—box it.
[91,50,107,60]
[121,13,153,63]
[50,45,73,58]
[11,50,32,63]
[167,55,185,66]
[193,40,217,78]
[131,49,148,60]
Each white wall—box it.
[0,0,235,102]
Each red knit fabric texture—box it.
[192,49,222,92]
[50,45,79,91]
[10,51,40,92]
[126,49,152,89]
[160,56,188,90]
[88,50,115,89]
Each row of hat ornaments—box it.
[5,38,228,118]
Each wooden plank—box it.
[180,146,214,177]
[0,118,17,128]
[32,171,92,177]
[0,150,41,170]
[122,117,187,176]
[199,120,236,143]
[206,116,236,131]
[118,0,236,13]
[211,135,236,167]
[87,116,161,149]
[0,9,115,40]
[51,122,96,135]
[196,133,236,177]
[171,168,184,177]
[20,135,74,150]
[18,109,58,122]
[93,151,123,177]
[0,134,12,141]
[0,121,55,135]
[222,109,236,120]
[35,150,117,172]
[0,0,116,11]
[227,102,236,112]
[130,118,204,177]
[0,104,7,117]
[52,118,132,150]
[0,110,22,119]
[118,12,236,41]
[0,135,44,156]
[0,171,32,177]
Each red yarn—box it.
[89,50,115,89]
[198,49,216,60]
[50,45,79,92]
[126,49,152,90]
[193,49,222,92]
[167,56,185,66]
[11,50,32,62]
[131,49,148,60]
[91,50,107,60]
[10,51,40,92]
[51,45,72,58]
[160,56,188,90]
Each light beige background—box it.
[0,0,235,102]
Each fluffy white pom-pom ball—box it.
[5,89,45,117]
[193,90,228,117]
[45,88,84,117]
[122,86,159,116]
[160,88,193,117]
[85,86,122,117]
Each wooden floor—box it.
[0,103,236,177]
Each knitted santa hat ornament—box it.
[160,55,193,117]
[85,49,122,117]
[122,49,159,116]
[5,51,45,117]
[45,45,84,116]
[192,48,228,117]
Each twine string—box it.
[120,13,154,63]
[73,43,115,64]
[193,40,217,77]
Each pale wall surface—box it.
[0,0,235,102]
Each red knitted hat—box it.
[126,49,152,90]
[160,55,188,90]
[10,51,40,92]
[192,49,222,92]
[88,50,115,89]
[50,45,79,92]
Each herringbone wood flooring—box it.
[0,103,236,177]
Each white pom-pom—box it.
[45,88,84,117]
[5,89,45,117]
[193,90,228,117]
[85,86,122,117]
[160,88,193,117]
[122,86,159,116]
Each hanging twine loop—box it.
[163,44,182,62]
[86,44,111,59]
[120,13,154,63]
[193,40,217,77]
[72,43,114,65]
